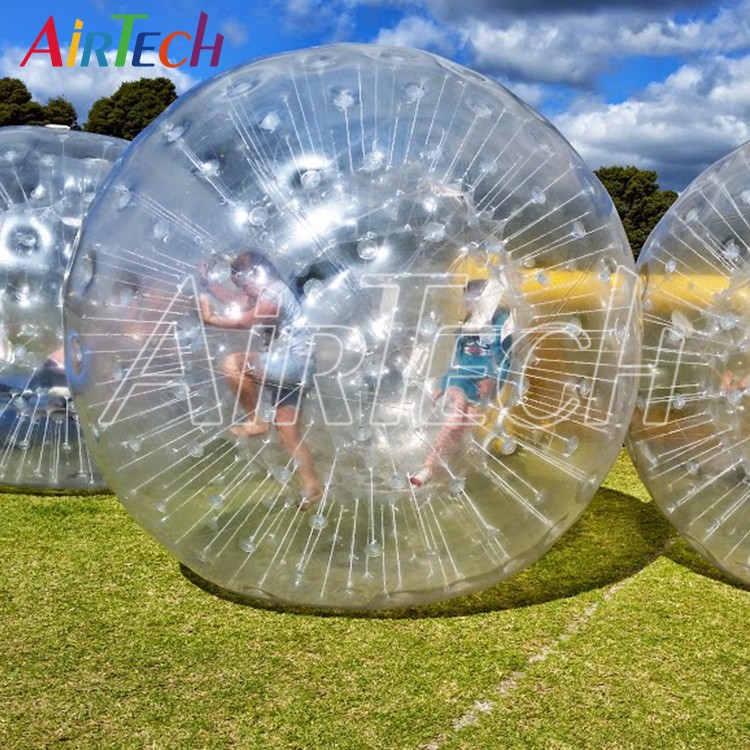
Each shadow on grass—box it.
[0,483,113,498]
[181,486,675,618]
[664,539,750,592]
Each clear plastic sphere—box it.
[629,139,750,583]
[0,126,126,490]
[64,45,639,609]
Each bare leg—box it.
[221,352,270,437]
[47,346,65,368]
[720,370,735,393]
[411,386,478,486]
[274,404,323,509]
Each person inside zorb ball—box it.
[198,249,323,507]
[410,260,513,488]
[64,45,640,609]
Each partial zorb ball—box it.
[64,45,639,609]
[0,126,126,490]
[629,140,750,584]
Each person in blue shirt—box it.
[410,276,513,488]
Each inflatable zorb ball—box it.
[629,140,750,583]
[0,126,126,490]
[64,45,639,609]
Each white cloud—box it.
[281,0,349,34]
[219,18,249,47]
[499,81,547,110]
[459,1,750,88]
[553,55,750,189]
[2,46,198,124]
[373,16,454,55]
[339,0,750,88]
[462,16,612,86]
[617,3,750,55]
[424,0,715,15]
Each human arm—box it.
[199,295,279,329]
[197,262,248,306]
[491,310,513,385]
[477,377,495,400]
[204,284,246,306]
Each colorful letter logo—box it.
[21,12,224,68]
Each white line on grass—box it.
[419,552,670,750]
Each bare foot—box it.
[409,466,432,488]
[229,419,270,438]
[298,485,324,511]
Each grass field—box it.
[2,450,750,750]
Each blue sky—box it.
[3,0,750,189]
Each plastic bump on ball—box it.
[64,45,640,609]
[0,126,126,490]
[629,139,750,583]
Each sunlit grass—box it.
[1,450,748,749]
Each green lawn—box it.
[2,450,749,750]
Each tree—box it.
[0,78,42,126]
[595,166,678,260]
[84,78,177,140]
[43,96,77,127]
[0,78,78,127]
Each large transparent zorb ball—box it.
[0,126,126,490]
[64,45,639,609]
[629,140,750,583]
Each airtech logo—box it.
[21,12,224,68]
